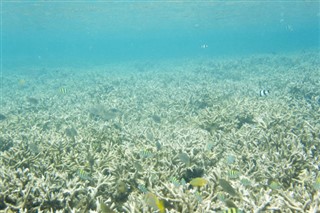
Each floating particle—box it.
[219,179,238,197]
[190,177,208,187]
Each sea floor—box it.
[0,51,320,212]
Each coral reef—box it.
[0,51,319,212]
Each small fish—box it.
[117,181,128,194]
[313,177,320,190]
[134,162,143,172]
[200,44,208,49]
[206,142,214,151]
[219,179,238,197]
[77,169,92,181]
[223,208,242,213]
[139,150,154,159]
[59,87,67,94]
[100,202,115,213]
[260,89,270,97]
[178,152,190,166]
[0,113,6,121]
[190,177,208,187]
[194,191,202,202]
[240,178,251,187]
[226,155,236,165]
[180,178,186,186]
[155,140,162,151]
[27,97,39,105]
[217,192,225,202]
[18,79,26,86]
[170,177,180,187]
[152,114,161,123]
[145,192,165,213]
[28,142,40,154]
[269,181,281,190]
[87,155,95,168]
[225,199,238,208]
[227,170,240,179]
[146,131,154,141]
[150,173,159,182]
[65,127,78,138]
[138,184,148,193]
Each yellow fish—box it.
[157,200,165,213]
[190,177,208,187]
[145,192,165,213]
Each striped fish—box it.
[169,177,180,187]
[77,169,92,181]
[223,208,242,213]
[59,87,67,94]
[227,170,240,179]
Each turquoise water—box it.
[2,1,319,68]
[1,2,320,212]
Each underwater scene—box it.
[0,1,320,213]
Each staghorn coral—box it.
[0,51,319,212]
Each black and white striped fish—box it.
[260,89,270,97]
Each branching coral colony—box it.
[0,52,319,212]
